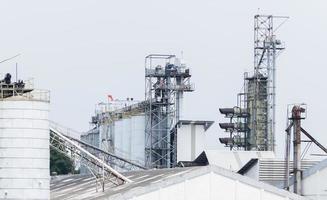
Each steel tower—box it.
[219,15,287,151]
[144,54,194,168]
[251,15,287,151]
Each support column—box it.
[292,106,304,195]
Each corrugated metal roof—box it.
[51,165,307,200]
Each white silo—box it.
[114,119,124,158]
[122,117,131,160]
[0,89,50,199]
[130,114,145,165]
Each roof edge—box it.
[108,164,307,200]
[177,120,214,131]
[237,158,258,175]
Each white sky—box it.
[0,0,326,157]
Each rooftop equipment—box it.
[0,77,50,199]
[0,73,32,98]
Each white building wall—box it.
[194,125,205,158]
[295,166,327,200]
[0,99,50,200]
[177,124,206,162]
[177,125,191,162]
[243,161,259,180]
[131,172,298,200]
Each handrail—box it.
[50,126,132,184]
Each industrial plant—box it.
[218,15,286,151]
[0,13,327,200]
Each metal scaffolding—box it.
[145,54,194,168]
[218,107,249,150]
[219,15,287,151]
[250,15,287,151]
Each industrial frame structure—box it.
[144,54,194,168]
[251,15,287,151]
[284,105,327,195]
[219,15,287,151]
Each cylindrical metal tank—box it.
[130,115,145,165]
[122,118,131,160]
[114,119,123,158]
[0,93,50,199]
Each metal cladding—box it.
[0,87,50,199]
[111,115,146,165]
[218,15,287,151]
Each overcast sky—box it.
[0,0,326,157]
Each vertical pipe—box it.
[292,106,302,195]
[166,68,171,168]
[272,23,277,152]
[266,44,271,151]
[102,154,105,192]
[284,124,291,190]
[176,77,183,124]
[149,58,152,167]
[272,42,276,152]
[15,63,18,82]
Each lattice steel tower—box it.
[145,54,194,168]
[249,15,287,151]
[219,15,288,151]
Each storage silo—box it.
[130,115,145,165]
[122,117,132,160]
[114,119,124,158]
[0,89,50,199]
